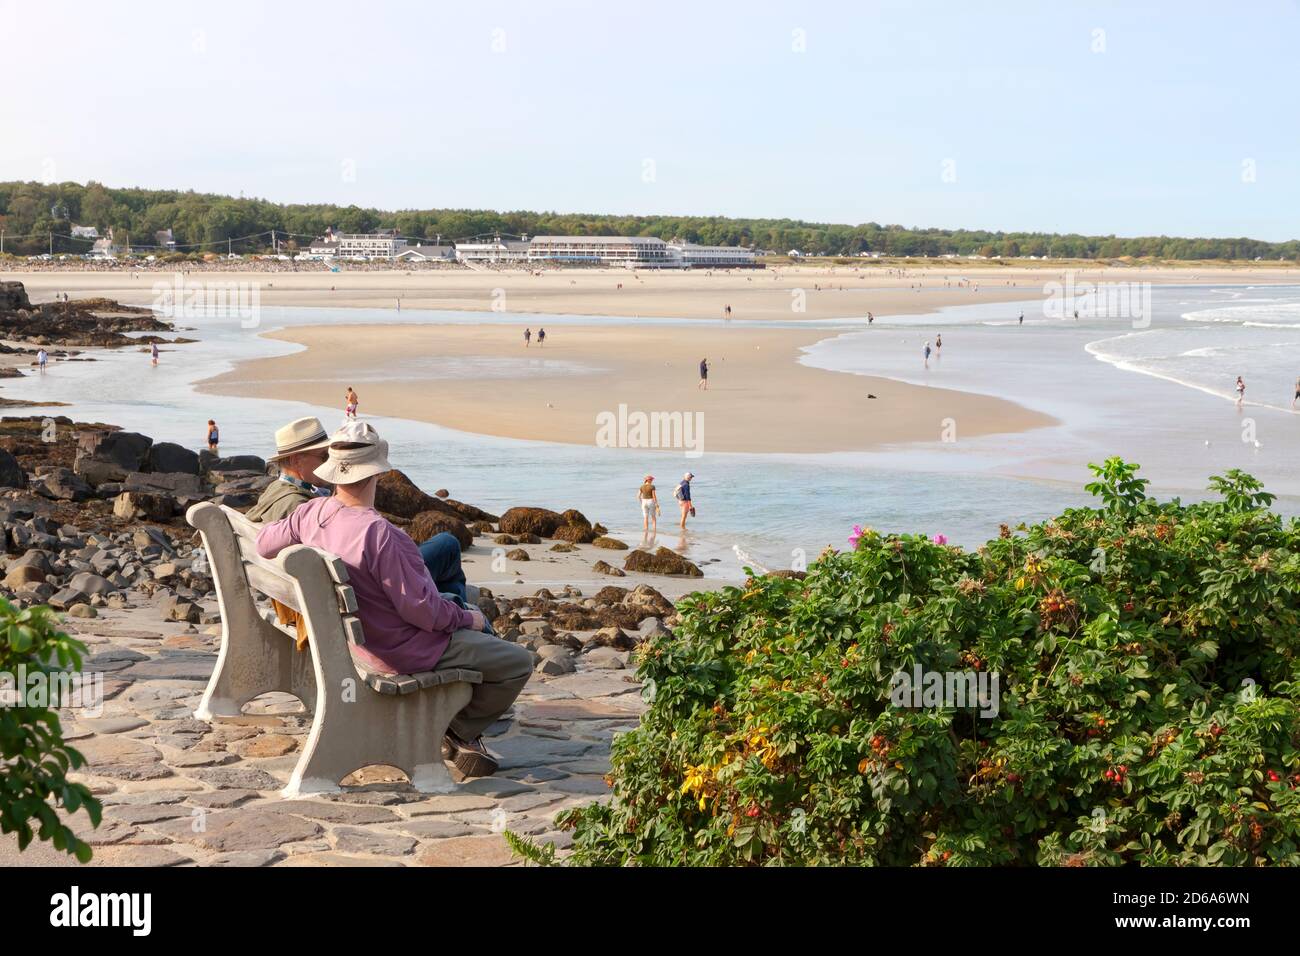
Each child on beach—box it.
[639,474,660,532]
[37,349,47,373]
[537,328,546,347]
[524,328,531,347]
[1236,377,1245,406]
[151,342,160,365]
[207,420,220,453]
[923,342,932,366]
[345,387,359,420]
[935,334,942,356]
[674,472,695,530]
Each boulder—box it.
[494,534,519,545]
[627,583,675,616]
[32,467,92,502]
[375,470,438,519]
[586,625,637,651]
[212,475,273,495]
[592,560,625,577]
[203,454,266,474]
[124,471,206,496]
[48,587,90,610]
[498,507,566,538]
[623,547,703,577]
[592,536,628,550]
[147,442,201,475]
[74,430,153,484]
[504,548,530,561]
[592,585,630,604]
[161,595,201,623]
[0,281,32,310]
[114,491,176,522]
[0,449,25,489]
[408,511,472,550]
[552,523,599,544]
[4,564,45,589]
[549,542,577,553]
[68,571,114,596]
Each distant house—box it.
[302,240,340,260]
[787,249,803,257]
[154,229,176,250]
[89,228,126,258]
[71,224,99,240]
[395,244,455,263]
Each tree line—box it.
[1,180,1296,261]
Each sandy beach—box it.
[12,263,1300,322]
[199,323,1056,454]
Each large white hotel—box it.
[303,228,756,268]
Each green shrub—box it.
[560,460,1300,866]
[0,600,102,861]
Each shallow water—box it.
[10,284,1300,573]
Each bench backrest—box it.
[187,501,368,652]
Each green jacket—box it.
[245,479,313,524]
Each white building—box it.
[455,237,531,264]
[527,235,677,267]
[669,242,757,268]
[71,224,99,240]
[395,244,456,263]
[334,229,407,259]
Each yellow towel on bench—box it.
[272,599,310,652]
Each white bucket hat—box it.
[314,422,392,485]
[268,417,332,462]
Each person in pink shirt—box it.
[256,423,531,778]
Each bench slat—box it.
[341,615,365,647]
[244,562,303,613]
[336,584,358,614]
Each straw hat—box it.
[314,423,392,485]
[268,417,332,462]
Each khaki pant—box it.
[434,629,533,739]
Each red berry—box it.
[1267,770,1281,782]
[1117,765,1128,774]
[745,804,760,818]
[1103,769,1115,780]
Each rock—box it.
[494,534,518,545]
[331,827,417,857]
[585,647,627,669]
[592,536,628,550]
[592,560,625,577]
[123,471,205,496]
[374,470,497,523]
[0,281,32,310]
[146,442,201,475]
[593,585,630,603]
[409,510,473,550]
[202,454,266,474]
[552,523,598,544]
[434,488,449,498]
[68,603,97,618]
[73,430,153,485]
[153,810,321,852]
[48,587,89,609]
[4,564,45,588]
[0,449,25,488]
[113,490,176,521]
[587,625,637,651]
[535,649,576,675]
[161,595,201,623]
[31,467,92,502]
[624,547,703,577]
[505,548,529,561]
[68,571,113,595]
[627,583,675,616]
[498,507,566,538]
[519,620,554,638]
[415,835,515,867]
[133,527,174,553]
[549,542,576,553]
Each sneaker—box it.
[444,730,499,777]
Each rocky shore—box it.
[0,281,182,349]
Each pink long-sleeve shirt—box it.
[255,496,474,675]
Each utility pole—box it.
[228,237,232,257]
[1,228,5,254]
[49,230,53,256]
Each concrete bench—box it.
[186,501,481,797]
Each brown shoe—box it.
[445,731,499,777]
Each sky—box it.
[2,0,1297,240]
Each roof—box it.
[530,235,666,245]
[397,244,453,259]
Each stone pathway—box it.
[21,600,646,867]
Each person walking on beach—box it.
[639,474,660,533]
[537,328,546,347]
[1018,311,1024,326]
[724,304,732,319]
[698,357,709,390]
[1293,377,1300,410]
[36,348,47,373]
[151,341,160,365]
[1236,376,1246,407]
[345,387,359,420]
[524,328,531,347]
[674,472,696,530]
[935,333,942,357]
[868,312,874,325]
[923,342,932,367]
[206,420,220,453]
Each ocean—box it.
[9,282,1300,579]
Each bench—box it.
[186,501,482,797]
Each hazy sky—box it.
[3,0,1296,240]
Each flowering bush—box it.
[558,460,1300,865]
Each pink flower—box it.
[932,533,948,546]
[848,524,865,549]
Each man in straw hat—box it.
[255,423,531,777]
[246,417,333,524]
